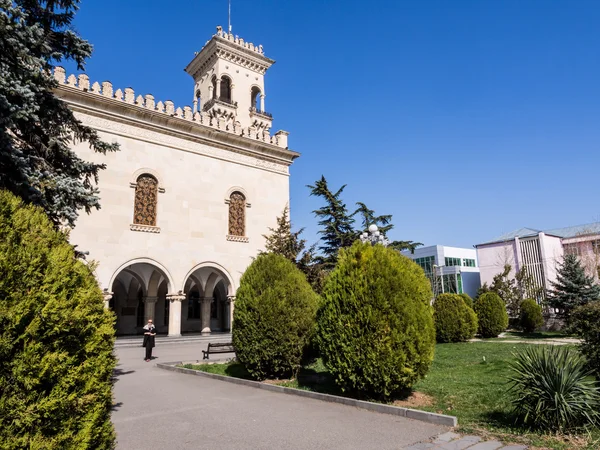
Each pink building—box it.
[475,222,600,296]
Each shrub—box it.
[474,292,509,338]
[433,294,478,343]
[0,190,116,449]
[232,253,319,380]
[519,299,543,333]
[317,242,435,400]
[570,301,600,377]
[459,293,474,309]
[508,346,600,431]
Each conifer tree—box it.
[0,0,119,228]
[307,176,355,269]
[351,202,422,253]
[352,202,393,235]
[263,205,326,292]
[548,254,600,318]
[263,205,307,262]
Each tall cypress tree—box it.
[548,254,600,318]
[0,0,119,228]
[307,176,355,269]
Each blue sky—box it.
[67,0,600,249]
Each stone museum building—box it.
[54,26,298,336]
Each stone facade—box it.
[55,27,298,336]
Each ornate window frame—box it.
[225,187,250,243]
[130,169,165,233]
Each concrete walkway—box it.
[112,342,447,449]
[404,432,526,450]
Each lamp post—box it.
[359,224,390,247]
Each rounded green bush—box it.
[474,292,509,338]
[317,241,435,400]
[434,293,478,343]
[519,299,544,333]
[508,346,600,431]
[0,190,116,449]
[570,301,600,377]
[232,253,319,380]
[459,293,474,309]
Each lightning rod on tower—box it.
[228,0,232,33]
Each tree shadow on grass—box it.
[483,409,521,430]
[224,363,253,380]
[296,367,344,396]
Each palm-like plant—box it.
[508,346,600,432]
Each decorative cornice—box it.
[185,28,275,80]
[226,235,249,243]
[73,108,290,175]
[130,224,161,233]
[51,67,296,158]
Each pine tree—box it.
[307,176,355,269]
[263,205,326,292]
[263,205,307,262]
[548,254,600,318]
[352,202,393,235]
[0,0,119,228]
[351,202,422,253]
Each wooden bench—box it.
[202,342,235,360]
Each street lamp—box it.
[359,224,390,247]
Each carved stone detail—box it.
[130,224,161,233]
[133,174,158,226]
[226,235,249,243]
[228,192,246,237]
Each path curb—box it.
[157,362,457,427]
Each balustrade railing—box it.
[249,106,273,118]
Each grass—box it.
[180,342,599,449]
[499,330,575,340]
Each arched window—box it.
[220,76,232,102]
[133,174,158,226]
[228,191,246,236]
[250,86,261,110]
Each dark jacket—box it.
[143,325,156,348]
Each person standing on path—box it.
[142,319,156,362]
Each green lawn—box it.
[499,330,575,340]
[181,342,599,449]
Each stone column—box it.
[193,98,198,113]
[260,94,265,112]
[216,79,221,100]
[144,296,158,323]
[230,84,235,103]
[103,292,113,310]
[200,297,213,335]
[167,294,185,337]
[227,296,236,332]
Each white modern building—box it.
[402,245,481,298]
[55,26,297,336]
[475,222,600,296]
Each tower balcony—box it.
[203,97,238,123]
[249,106,273,131]
[203,97,238,112]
